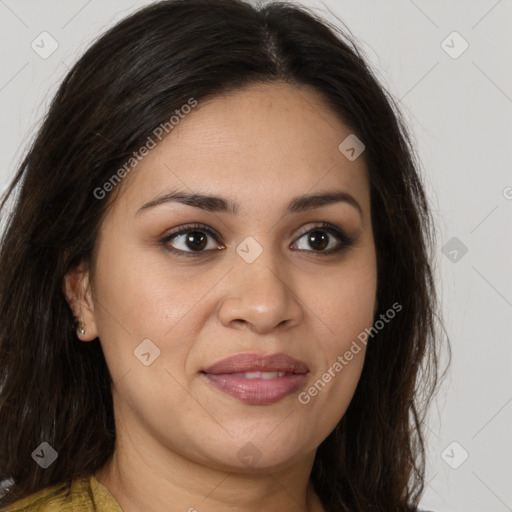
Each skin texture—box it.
[64,81,378,512]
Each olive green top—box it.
[1,475,123,511]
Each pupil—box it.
[309,231,328,251]
[186,231,207,250]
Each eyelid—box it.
[294,221,344,240]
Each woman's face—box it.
[69,81,377,473]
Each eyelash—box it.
[160,222,354,258]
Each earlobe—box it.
[62,264,99,341]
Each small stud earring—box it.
[76,323,86,336]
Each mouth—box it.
[201,352,309,405]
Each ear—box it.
[63,262,99,342]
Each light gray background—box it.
[1,1,511,511]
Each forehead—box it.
[113,81,370,218]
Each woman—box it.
[0,0,446,510]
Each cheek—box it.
[93,239,200,336]
[90,241,193,382]
[309,251,377,350]
[297,322,368,444]
[298,255,376,422]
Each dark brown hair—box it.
[0,0,448,510]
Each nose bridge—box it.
[218,237,302,332]
[236,237,289,305]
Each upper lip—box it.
[202,352,309,375]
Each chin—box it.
[192,432,314,473]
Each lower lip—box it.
[202,373,308,404]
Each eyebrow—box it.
[136,189,362,218]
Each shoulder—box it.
[0,476,95,512]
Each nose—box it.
[217,248,303,335]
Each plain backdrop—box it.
[1,1,511,511]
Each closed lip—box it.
[202,352,309,375]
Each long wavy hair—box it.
[0,0,448,510]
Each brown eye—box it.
[161,223,224,257]
[181,231,209,251]
[291,223,354,255]
[305,230,329,251]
